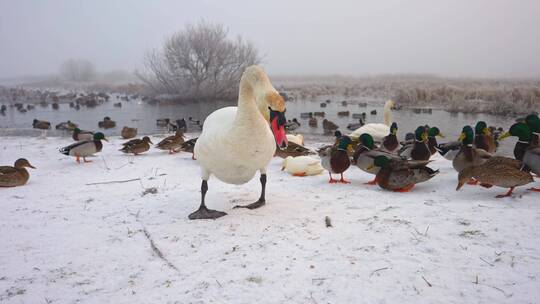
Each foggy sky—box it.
[1,0,539,79]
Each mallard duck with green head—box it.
[60,132,107,163]
[368,155,439,192]
[498,122,540,192]
[72,128,94,141]
[427,127,444,155]
[399,126,430,160]
[0,158,36,187]
[457,156,533,198]
[525,114,540,146]
[474,121,496,153]
[453,126,492,173]
[352,133,404,184]
[380,122,400,153]
[120,136,153,155]
[318,135,352,183]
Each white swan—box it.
[281,156,324,176]
[350,100,395,142]
[190,65,288,220]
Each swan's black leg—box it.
[234,174,266,209]
[188,180,227,220]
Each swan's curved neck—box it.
[234,80,267,127]
[383,101,393,126]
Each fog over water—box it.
[1,0,539,79]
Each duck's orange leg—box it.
[328,172,337,183]
[394,184,415,192]
[338,173,350,184]
[75,155,80,164]
[496,187,514,198]
[83,157,92,163]
[293,172,307,177]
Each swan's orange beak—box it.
[270,108,288,149]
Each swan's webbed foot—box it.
[234,199,265,210]
[188,205,227,220]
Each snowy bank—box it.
[1,136,539,303]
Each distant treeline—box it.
[275,75,540,115]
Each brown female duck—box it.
[0,158,36,187]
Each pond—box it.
[0,95,521,156]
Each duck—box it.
[190,65,288,219]
[308,114,318,128]
[337,111,350,117]
[59,132,107,163]
[275,141,314,158]
[181,137,197,155]
[156,118,170,127]
[322,119,339,133]
[399,126,430,160]
[456,156,533,198]
[175,119,187,133]
[155,130,185,154]
[314,112,325,117]
[452,126,492,176]
[33,119,51,130]
[119,136,153,155]
[525,114,540,145]
[352,133,404,185]
[281,156,324,176]
[427,127,444,155]
[368,155,439,192]
[380,122,400,153]
[300,112,312,119]
[286,134,304,145]
[347,118,365,131]
[72,128,94,141]
[121,126,138,139]
[473,121,496,153]
[188,117,202,129]
[98,117,116,129]
[55,120,78,131]
[350,100,395,141]
[498,122,540,191]
[285,118,301,131]
[318,135,352,183]
[0,158,36,187]
[33,119,51,137]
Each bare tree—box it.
[60,59,96,82]
[137,21,261,100]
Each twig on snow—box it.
[479,257,494,267]
[86,178,141,186]
[422,276,432,287]
[369,267,389,277]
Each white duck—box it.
[286,134,304,145]
[281,156,324,176]
[350,100,395,142]
[190,65,288,220]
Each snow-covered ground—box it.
[1,135,539,304]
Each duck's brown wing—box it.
[0,166,17,174]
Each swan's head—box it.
[242,65,288,148]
